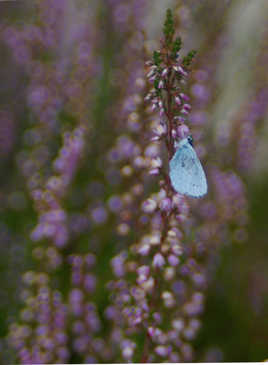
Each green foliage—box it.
[163,8,175,45]
[153,50,162,66]
[171,36,182,59]
[182,49,197,67]
[154,78,160,90]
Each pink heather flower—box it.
[177,124,190,139]
[168,255,180,266]
[149,75,157,83]
[171,245,183,257]
[148,327,155,337]
[138,244,150,256]
[142,199,157,213]
[84,274,96,292]
[70,288,84,303]
[158,80,164,89]
[153,312,162,323]
[137,265,150,277]
[111,255,125,277]
[137,274,148,285]
[159,108,165,117]
[179,93,190,102]
[151,103,158,111]
[153,123,167,136]
[159,198,172,212]
[172,318,185,331]
[145,142,159,157]
[91,206,108,224]
[151,157,162,169]
[144,93,152,101]
[175,96,181,106]
[155,345,170,357]
[122,346,134,360]
[108,195,123,212]
[183,103,191,111]
[171,129,177,138]
[174,115,186,123]
[146,68,156,78]
[149,168,159,175]
[161,68,169,77]
[178,66,188,76]
[181,108,189,115]
[153,253,165,268]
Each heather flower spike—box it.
[146,8,207,197]
[109,9,208,363]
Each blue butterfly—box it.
[169,135,207,198]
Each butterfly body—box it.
[169,136,207,198]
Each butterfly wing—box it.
[169,142,207,198]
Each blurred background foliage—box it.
[0,0,268,363]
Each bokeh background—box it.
[0,0,268,363]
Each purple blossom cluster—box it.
[67,254,109,363]
[3,1,100,363]
[145,61,192,159]
[231,88,268,173]
[30,126,86,250]
[9,272,68,364]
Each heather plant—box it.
[105,8,249,362]
[1,1,268,364]
[2,2,101,363]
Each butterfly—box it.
[169,135,207,198]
